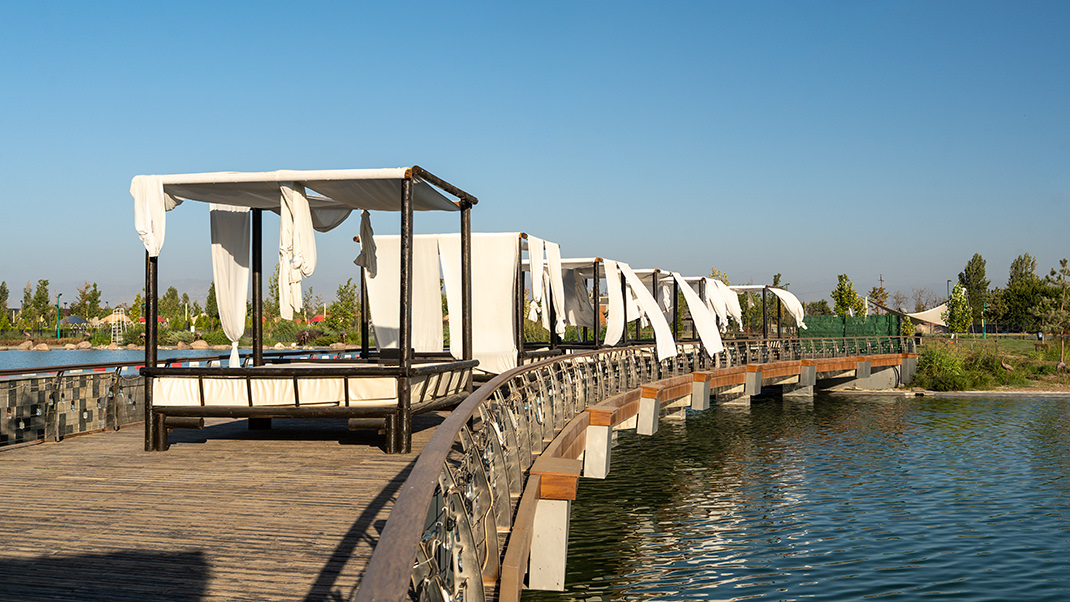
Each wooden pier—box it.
[0,416,445,601]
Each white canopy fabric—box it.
[603,259,626,346]
[702,277,729,329]
[526,236,546,324]
[209,204,250,367]
[562,269,597,329]
[767,288,808,330]
[713,279,743,329]
[131,167,460,258]
[908,303,947,327]
[672,273,725,356]
[364,235,444,352]
[278,183,317,321]
[618,262,677,360]
[440,233,520,374]
[545,241,567,336]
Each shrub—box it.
[121,325,145,346]
[89,328,111,346]
[203,329,231,345]
[162,329,195,345]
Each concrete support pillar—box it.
[901,354,917,385]
[855,360,872,389]
[637,395,659,436]
[691,373,711,411]
[529,499,571,590]
[583,424,612,479]
[745,368,762,396]
[783,364,815,398]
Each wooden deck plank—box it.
[0,414,447,601]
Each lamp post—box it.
[55,293,62,339]
[946,280,951,302]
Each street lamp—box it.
[946,280,951,301]
[55,293,62,339]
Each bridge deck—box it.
[0,416,445,602]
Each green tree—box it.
[0,280,8,317]
[958,253,989,327]
[831,274,865,318]
[129,292,143,323]
[20,282,34,326]
[867,284,888,314]
[1009,253,1037,287]
[901,316,915,336]
[326,278,359,335]
[1033,258,1070,362]
[69,282,103,320]
[942,283,971,333]
[205,282,219,326]
[266,263,280,321]
[804,299,833,316]
[1001,254,1045,332]
[159,286,182,325]
[31,280,52,328]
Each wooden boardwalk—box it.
[0,415,447,601]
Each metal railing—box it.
[352,335,917,602]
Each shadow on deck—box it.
[0,414,447,601]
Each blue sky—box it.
[2,1,1067,306]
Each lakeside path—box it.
[0,414,445,602]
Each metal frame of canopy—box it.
[137,166,478,454]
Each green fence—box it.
[801,314,901,338]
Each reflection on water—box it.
[525,395,1070,602]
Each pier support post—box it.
[691,372,711,411]
[745,367,762,397]
[637,388,659,436]
[855,360,872,389]
[583,424,612,479]
[529,458,580,591]
[782,364,815,398]
[901,354,917,385]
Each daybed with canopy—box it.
[132,166,478,453]
[355,232,576,378]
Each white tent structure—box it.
[132,166,479,454]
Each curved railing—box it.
[352,336,917,601]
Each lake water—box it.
[524,394,1070,602]
[0,349,227,374]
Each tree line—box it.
[799,252,1070,335]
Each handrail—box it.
[352,335,916,601]
[141,359,479,379]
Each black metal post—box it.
[672,278,679,341]
[360,266,369,358]
[549,286,559,349]
[516,239,525,360]
[144,251,158,451]
[252,209,263,366]
[461,203,473,363]
[762,287,768,339]
[392,176,414,454]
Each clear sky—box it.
[2,1,1067,307]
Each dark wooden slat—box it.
[0,414,445,602]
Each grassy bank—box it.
[913,336,1070,391]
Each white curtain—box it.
[131,174,182,257]
[603,260,625,346]
[545,241,567,336]
[352,210,377,277]
[440,233,520,374]
[526,236,545,323]
[364,235,443,352]
[712,279,743,330]
[210,204,250,367]
[278,183,317,321]
[673,272,724,356]
[702,277,729,330]
[562,269,596,328]
[618,262,678,361]
[769,288,808,330]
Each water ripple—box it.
[524,395,1070,602]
